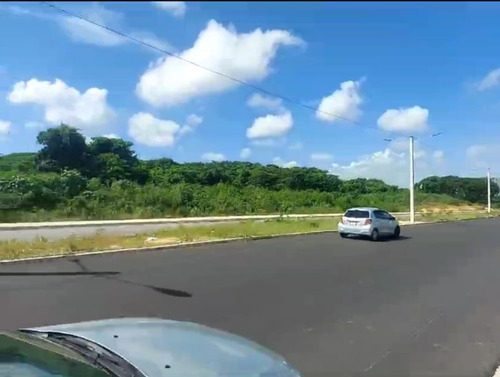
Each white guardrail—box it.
[0,212,420,230]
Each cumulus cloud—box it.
[311,153,334,163]
[58,4,125,47]
[246,111,293,139]
[103,133,119,139]
[466,144,500,169]
[377,106,429,134]
[329,139,441,187]
[433,150,444,162]
[240,148,251,159]
[475,68,500,92]
[128,112,180,147]
[0,120,11,135]
[152,2,186,18]
[136,19,303,107]
[8,78,114,130]
[247,93,283,112]
[272,157,298,168]
[316,79,363,123]
[201,152,226,162]
[7,3,169,50]
[179,113,203,135]
[250,138,287,148]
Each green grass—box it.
[2,211,499,262]
[417,211,500,222]
[0,218,337,261]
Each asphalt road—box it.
[2,219,500,377]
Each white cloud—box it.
[128,112,180,147]
[475,68,500,91]
[246,111,293,139]
[201,152,226,162]
[388,137,426,159]
[251,138,287,148]
[466,144,500,169]
[103,133,119,139]
[240,148,251,159]
[0,120,11,135]
[330,149,406,186]
[136,19,303,107]
[247,93,283,112]
[179,113,203,135]
[6,5,33,16]
[186,114,203,127]
[58,4,125,47]
[8,3,169,51]
[329,140,442,188]
[377,106,429,134]
[272,157,298,168]
[8,78,114,130]
[433,150,444,162]
[311,153,334,163]
[152,2,186,18]
[316,79,363,123]
[24,121,45,130]
[288,141,303,150]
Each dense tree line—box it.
[418,175,499,204]
[0,124,493,222]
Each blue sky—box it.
[1,1,500,187]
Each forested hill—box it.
[0,125,497,222]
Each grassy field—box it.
[0,218,334,262]
[1,211,499,262]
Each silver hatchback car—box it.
[338,207,401,241]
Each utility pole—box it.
[487,167,491,213]
[409,136,415,224]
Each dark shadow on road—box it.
[379,235,412,242]
[344,235,412,242]
[105,276,193,298]
[68,258,193,298]
[0,271,119,276]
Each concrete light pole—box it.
[409,136,415,224]
[487,167,491,213]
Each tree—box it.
[87,137,138,167]
[86,136,142,182]
[417,175,500,203]
[36,124,88,171]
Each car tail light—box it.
[364,219,372,225]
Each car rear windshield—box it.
[344,210,369,218]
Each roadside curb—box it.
[1,216,497,265]
[0,212,422,230]
[0,229,336,265]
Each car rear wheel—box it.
[393,226,401,239]
[370,229,379,242]
[340,233,348,238]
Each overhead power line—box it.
[40,1,378,130]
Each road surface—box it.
[2,219,500,376]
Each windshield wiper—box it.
[20,330,145,377]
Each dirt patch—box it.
[420,205,483,213]
[144,237,181,245]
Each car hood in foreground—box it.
[23,318,300,377]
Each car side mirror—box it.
[389,216,395,220]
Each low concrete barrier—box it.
[0,212,418,230]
